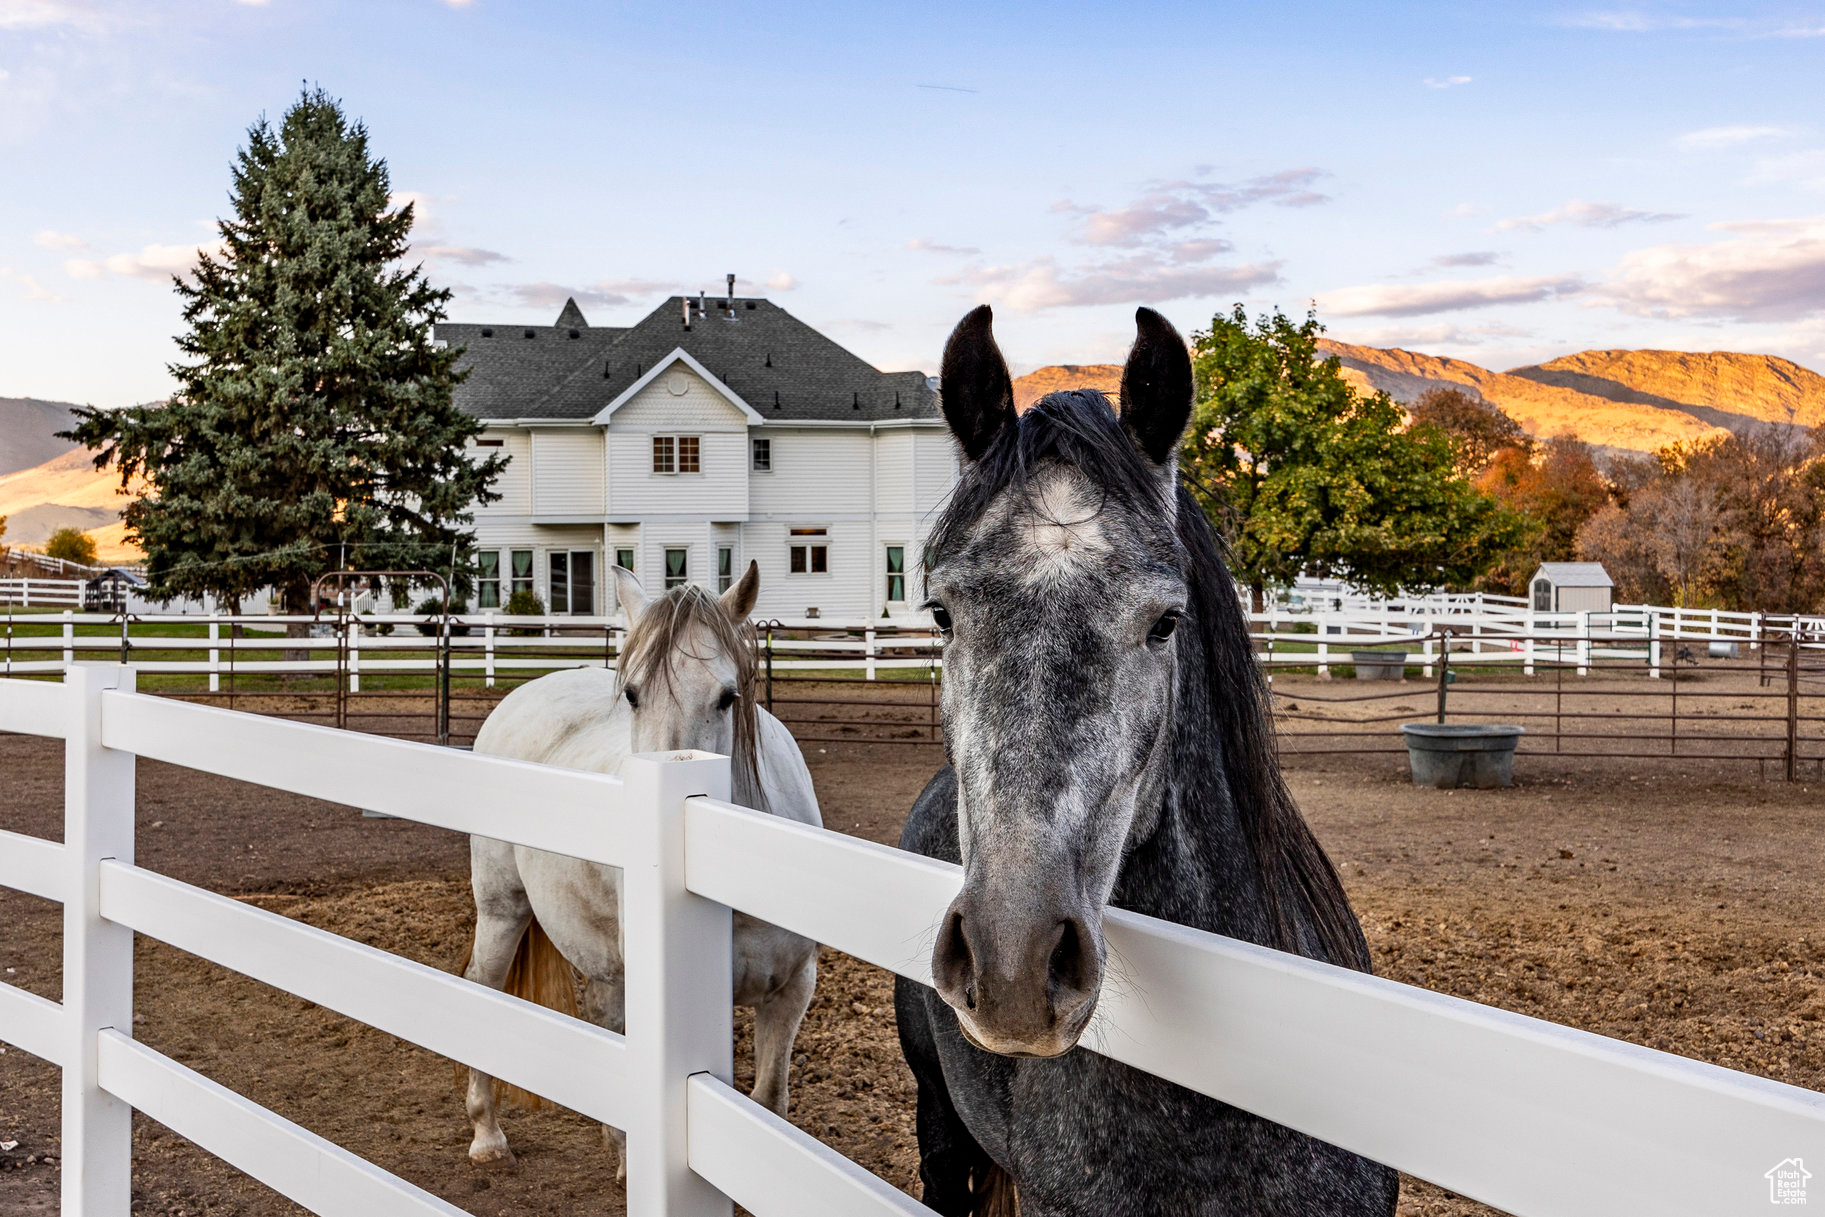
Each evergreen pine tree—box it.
[66,88,502,611]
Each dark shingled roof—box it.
[437,296,939,424]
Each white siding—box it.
[531,430,605,517]
[749,429,871,517]
[914,431,959,514]
[873,431,915,514]
[473,430,532,516]
[611,366,751,431]
[742,519,873,620]
[607,366,751,519]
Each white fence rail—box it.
[2,666,1824,1214]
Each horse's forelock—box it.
[618,584,767,812]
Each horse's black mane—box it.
[926,389,1368,971]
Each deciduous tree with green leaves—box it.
[1179,305,1526,606]
[65,88,502,612]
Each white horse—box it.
[461,561,821,1173]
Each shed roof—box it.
[1532,562,1614,587]
[437,296,939,425]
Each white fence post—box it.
[864,627,877,682]
[484,614,496,689]
[1577,611,1591,676]
[63,608,75,669]
[1649,612,1662,679]
[62,663,138,1215]
[1524,610,1536,676]
[208,616,221,693]
[1316,613,1329,678]
[619,751,735,1217]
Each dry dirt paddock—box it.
[2,708,1823,1217]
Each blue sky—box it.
[4,0,1825,407]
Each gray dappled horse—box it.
[894,306,1399,1216]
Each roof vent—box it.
[852,392,860,410]
[894,392,901,409]
[773,391,781,409]
[480,328,494,338]
[603,362,612,379]
[764,352,772,368]
[568,329,580,339]
[523,329,535,339]
[745,300,756,310]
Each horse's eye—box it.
[624,686,640,709]
[717,688,737,712]
[1148,611,1182,645]
[929,605,953,635]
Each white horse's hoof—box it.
[469,1141,516,1169]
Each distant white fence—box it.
[2,665,1823,1215]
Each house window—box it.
[718,546,734,593]
[509,550,535,600]
[752,438,771,472]
[476,551,501,609]
[615,548,635,572]
[550,550,597,615]
[652,435,701,474]
[665,548,689,589]
[789,528,828,575]
[884,546,906,603]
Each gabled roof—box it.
[1532,562,1614,587]
[594,348,766,424]
[437,295,939,424]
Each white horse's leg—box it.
[465,843,532,1167]
[750,953,817,1116]
[581,973,628,1180]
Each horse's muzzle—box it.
[931,892,1103,1057]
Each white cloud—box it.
[1559,11,1741,33]
[940,252,1280,312]
[1432,251,1500,268]
[1316,274,1585,318]
[1496,199,1685,231]
[65,240,223,283]
[416,244,508,267]
[1329,322,1533,348]
[1446,202,1483,218]
[34,229,86,250]
[1058,169,1329,248]
[1675,124,1790,150]
[1423,75,1473,89]
[0,0,104,30]
[1603,215,1825,319]
[0,267,61,302]
[907,238,981,256]
[764,271,797,292]
[493,279,671,311]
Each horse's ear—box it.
[612,564,648,620]
[1119,307,1194,465]
[720,559,760,621]
[940,305,1016,461]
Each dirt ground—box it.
[3,690,1824,1216]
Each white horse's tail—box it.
[458,916,578,1110]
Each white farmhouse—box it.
[438,289,956,621]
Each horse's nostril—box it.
[964,982,976,1010]
[1047,918,1094,999]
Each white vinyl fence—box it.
[2,665,1823,1215]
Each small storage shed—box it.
[1529,563,1613,613]
[84,567,147,613]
